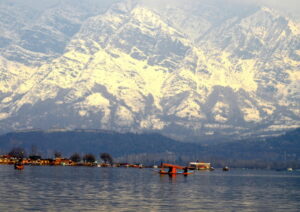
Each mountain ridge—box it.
[0,0,299,142]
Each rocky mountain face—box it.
[0,0,299,142]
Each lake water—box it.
[0,166,299,212]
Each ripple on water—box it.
[0,166,299,211]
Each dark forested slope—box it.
[0,129,299,167]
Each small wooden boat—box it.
[223,166,229,171]
[14,163,24,170]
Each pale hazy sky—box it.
[238,0,299,8]
[5,0,300,19]
[141,0,300,19]
[142,0,300,11]
[236,0,300,19]
[224,0,300,16]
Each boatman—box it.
[183,167,188,173]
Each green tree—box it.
[83,153,96,163]
[8,147,26,159]
[70,153,81,163]
[100,153,113,164]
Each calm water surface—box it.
[0,166,299,211]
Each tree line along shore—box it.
[1,147,299,171]
[0,147,122,167]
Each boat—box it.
[223,166,229,171]
[14,163,24,170]
[189,161,213,170]
[158,163,194,175]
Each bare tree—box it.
[54,151,62,158]
[30,144,38,156]
[100,153,113,165]
[29,145,41,160]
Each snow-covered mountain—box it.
[0,0,299,142]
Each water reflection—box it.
[0,166,299,211]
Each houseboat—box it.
[189,161,213,170]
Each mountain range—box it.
[0,0,299,142]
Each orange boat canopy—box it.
[161,163,185,170]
